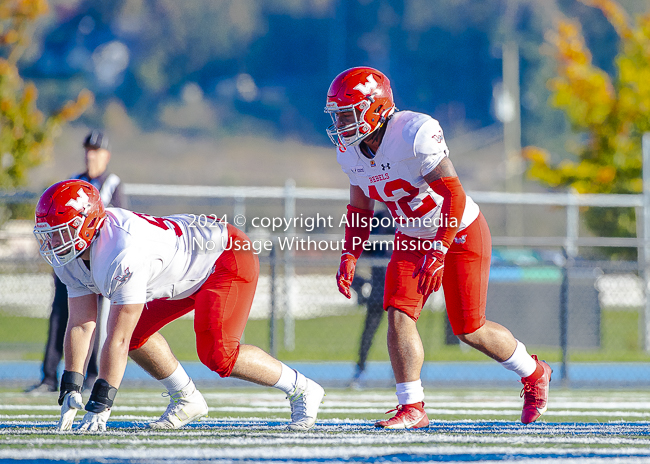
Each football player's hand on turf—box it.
[58,391,84,431]
[77,409,111,432]
[412,250,445,295]
[336,253,357,299]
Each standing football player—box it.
[34,180,324,432]
[326,67,551,429]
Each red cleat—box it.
[520,355,552,424]
[374,402,429,429]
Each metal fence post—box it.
[283,178,296,351]
[559,247,572,387]
[269,242,278,358]
[561,191,579,385]
[566,191,579,259]
[642,133,650,352]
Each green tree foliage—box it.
[524,0,650,245]
[0,0,93,190]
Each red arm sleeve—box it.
[343,204,374,259]
[429,176,466,251]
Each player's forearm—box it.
[343,204,373,259]
[344,185,374,259]
[423,158,466,250]
[99,339,130,388]
[349,184,375,210]
[64,323,96,374]
[429,176,466,250]
[65,294,100,373]
[99,303,145,388]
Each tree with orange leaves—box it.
[525,0,650,245]
[0,0,93,190]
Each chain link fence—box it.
[2,184,650,388]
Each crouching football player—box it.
[34,179,324,432]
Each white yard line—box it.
[1,443,650,461]
[2,430,650,446]
[4,389,650,464]
[6,404,650,417]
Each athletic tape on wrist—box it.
[85,379,118,413]
[58,370,84,406]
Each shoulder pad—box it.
[413,118,447,156]
[380,111,433,162]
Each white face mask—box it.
[325,99,373,150]
[34,218,87,267]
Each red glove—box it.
[336,253,357,299]
[412,250,445,295]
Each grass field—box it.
[2,387,650,463]
[3,309,650,364]
[4,306,650,462]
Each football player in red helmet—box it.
[328,67,551,429]
[33,180,324,433]
[34,180,106,267]
[325,67,395,150]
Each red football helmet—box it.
[325,67,395,150]
[33,179,106,267]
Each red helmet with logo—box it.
[325,67,395,150]
[33,179,106,267]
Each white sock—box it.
[159,363,192,394]
[396,379,424,405]
[500,340,537,378]
[273,363,298,395]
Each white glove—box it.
[77,409,111,432]
[57,391,84,431]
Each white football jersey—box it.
[55,209,229,305]
[337,110,480,239]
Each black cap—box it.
[83,130,109,150]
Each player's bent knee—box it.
[455,321,486,343]
[387,305,419,323]
[449,312,485,337]
[199,348,238,378]
[128,336,149,352]
[196,331,239,378]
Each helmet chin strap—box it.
[361,118,390,157]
